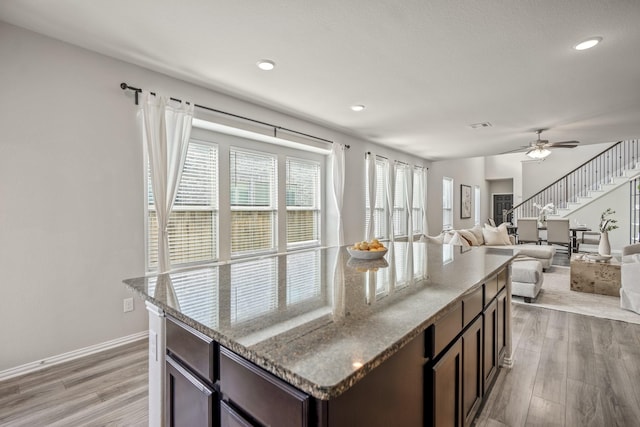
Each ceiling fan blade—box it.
[499,146,530,154]
[549,140,580,145]
[548,145,578,149]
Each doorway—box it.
[492,194,513,225]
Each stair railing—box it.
[509,139,639,224]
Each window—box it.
[286,158,321,247]
[365,156,389,239]
[412,167,425,235]
[145,125,324,271]
[474,185,481,225]
[230,148,277,256]
[443,177,454,231]
[393,163,409,237]
[147,141,218,269]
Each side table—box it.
[570,254,621,296]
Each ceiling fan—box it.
[505,130,580,159]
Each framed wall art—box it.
[460,184,472,218]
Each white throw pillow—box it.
[448,232,471,247]
[442,231,457,244]
[482,223,511,246]
[458,229,479,246]
[469,224,485,245]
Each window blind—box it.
[286,158,320,247]
[393,164,408,237]
[230,148,277,256]
[148,141,218,269]
[412,168,423,234]
[365,156,389,239]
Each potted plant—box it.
[598,208,618,256]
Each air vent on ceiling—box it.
[469,122,492,129]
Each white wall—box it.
[428,156,487,233]
[564,185,630,253]
[0,22,429,371]
[485,153,523,205]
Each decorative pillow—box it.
[448,232,471,247]
[482,224,511,246]
[469,224,485,245]
[458,229,479,246]
[442,231,457,244]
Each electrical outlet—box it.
[123,297,134,313]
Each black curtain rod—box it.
[365,151,388,160]
[120,83,349,148]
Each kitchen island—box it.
[124,242,515,427]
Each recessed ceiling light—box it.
[257,59,275,71]
[574,37,602,51]
[351,105,365,112]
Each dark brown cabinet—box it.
[429,337,463,427]
[166,355,216,427]
[483,298,498,393]
[496,288,508,360]
[462,316,483,427]
[219,347,310,427]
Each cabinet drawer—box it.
[219,347,309,427]
[220,401,255,427]
[484,276,498,307]
[497,268,507,292]
[462,286,483,328]
[428,302,463,358]
[166,316,217,384]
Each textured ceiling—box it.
[2,0,640,160]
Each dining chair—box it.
[546,218,571,257]
[516,218,540,244]
[576,231,600,253]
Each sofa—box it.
[421,223,556,270]
[620,243,640,314]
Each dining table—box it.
[507,224,591,252]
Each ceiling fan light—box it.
[527,147,551,159]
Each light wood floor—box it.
[0,339,148,426]
[476,304,640,427]
[2,303,639,427]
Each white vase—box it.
[598,231,611,256]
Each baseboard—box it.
[0,330,148,382]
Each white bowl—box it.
[347,247,388,260]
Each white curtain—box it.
[141,92,194,273]
[386,161,395,242]
[365,153,377,241]
[331,143,346,245]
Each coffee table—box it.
[570,254,621,296]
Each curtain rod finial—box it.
[120,82,128,90]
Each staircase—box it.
[509,140,640,239]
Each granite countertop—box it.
[123,242,515,400]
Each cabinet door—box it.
[483,299,498,393]
[462,316,483,427]
[496,288,507,361]
[429,338,463,427]
[166,356,215,427]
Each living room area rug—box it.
[511,265,640,325]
